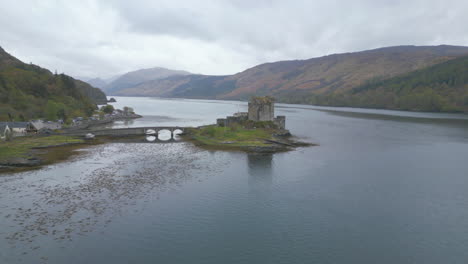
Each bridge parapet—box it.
[63,126,188,138]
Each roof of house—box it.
[0,122,28,128]
[30,121,61,130]
[29,121,44,130]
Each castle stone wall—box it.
[248,97,274,121]
[216,118,226,127]
[274,116,286,130]
[217,97,286,130]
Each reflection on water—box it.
[143,130,183,142]
[248,154,273,177]
[248,154,273,187]
[93,119,136,130]
[157,130,171,141]
[104,135,184,143]
[146,135,157,142]
[121,119,135,127]
[97,115,197,129]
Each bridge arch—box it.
[172,128,184,140]
[173,128,184,134]
[145,128,157,135]
[157,129,173,141]
[146,135,157,142]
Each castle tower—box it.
[248,96,274,121]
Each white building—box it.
[0,123,12,140]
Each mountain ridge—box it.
[109,45,468,107]
[103,67,192,94]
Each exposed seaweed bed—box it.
[0,143,226,262]
[0,135,163,173]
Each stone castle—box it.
[217,96,286,129]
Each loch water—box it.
[1,97,468,264]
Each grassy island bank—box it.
[0,135,88,171]
[184,125,311,153]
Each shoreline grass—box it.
[0,135,85,162]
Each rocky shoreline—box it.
[197,139,315,153]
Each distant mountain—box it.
[104,67,191,95]
[0,46,107,121]
[114,74,229,98]
[76,75,121,89]
[110,45,468,112]
[219,45,468,99]
[85,77,108,88]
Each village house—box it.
[0,122,29,136]
[28,120,62,133]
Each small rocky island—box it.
[185,96,312,153]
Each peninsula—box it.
[0,105,141,171]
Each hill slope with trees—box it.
[312,55,468,112]
[0,46,107,121]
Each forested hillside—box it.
[307,55,468,112]
[0,46,107,121]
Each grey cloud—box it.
[1,0,468,78]
[115,5,216,41]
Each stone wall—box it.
[226,115,247,127]
[216,118,226,127]
[274,116,286,130]
[217,113,247,127]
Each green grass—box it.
[0,135,84,161]
[188,125,274,147]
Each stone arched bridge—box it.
[65,126,187,140]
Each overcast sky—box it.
[1,0,468,79]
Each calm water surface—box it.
[1,97,468,264]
